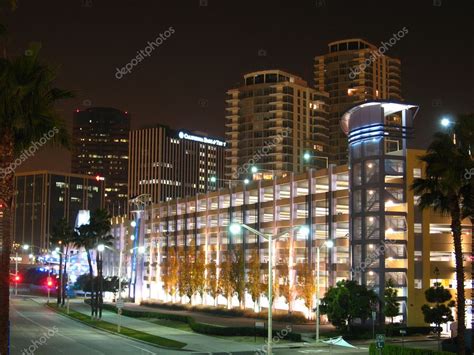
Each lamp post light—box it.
[209,176,250,190]
[303,151,329,169]
[229,222,308,355]
[315,239,334,343]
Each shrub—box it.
[369,343,455,355]
[140,300,309,323]
[102,302,302,341]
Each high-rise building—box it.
[314,39,402,165]
[225,70,329,180]
[13,171,104,250]
[71,107,130,213]
[128,125,226,203]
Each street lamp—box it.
[208,176,250,190]
[303,151,329,169]
[440,117,451,127]
[229,222,308,355]
[315,239,333,343]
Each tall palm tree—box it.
[0,44,71,353]
[49,218,73,305]
[90,209,113,319]
[73,223,98,318]
[412,123,473,355]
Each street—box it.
[10,296,183,355]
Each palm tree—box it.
[412,124,473,355]
[0,44,71,353]
[49,218,74,305]
[90,209,113,319]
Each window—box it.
[413,168,421,178]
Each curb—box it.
[45,303,194,352]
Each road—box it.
[10,296,184,355]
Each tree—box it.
[231,246,246,309]
[74,223,97,318]
[279,263,293,314]
[320,280,377,333]
[103,276,128,301]
[206,260,219,306]
[421,282,455,350]
[162,247,179,302]
[91,209,113,318]
[246,249,261,312]
[177,247,192,303]
[295,263,315,319]
[383,278,400,324]
[0,41,72,353]
[218,253,234,309]
[193,249,206,304]
[411,125,473,355]
[49,218,70,305]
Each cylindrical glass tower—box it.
[341,101,418,322]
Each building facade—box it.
[128,126,226,204]
[110,152,472,327]
[225,70,330,180]
[314,39,403,165]
[13,171,104,250]
[71,107,130,213]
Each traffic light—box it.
[14,274,21,283]
[46,277,53,288]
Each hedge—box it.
[369,343,455,355]
[140,300,309,323]
[100,302,301,341]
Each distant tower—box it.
[342,101,418,323]
[71,107,130,213]
[225,69,329,180]
[315,39,403,165]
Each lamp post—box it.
[209,176,250,190]
[103,243,146,333]
[315,239,333,343]
[229,222,308,355]
[303,152,329,169]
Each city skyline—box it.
[7,0,473,175]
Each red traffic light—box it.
[46,276,53,288]
[14,274,21,283]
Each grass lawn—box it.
[47,304,186,349]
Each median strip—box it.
[46,304,186,349]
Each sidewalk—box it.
[68,300,303,353]
[112,301,333,334]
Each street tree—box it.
[231,246,246,309]
[320,279,377,333]
[295,263,315,319]
[0,35,72,353]
[218,253,234,309]
[246,249,261,312]
[383,278,400,324]
[421,282,455,350]
[206,260,219,306]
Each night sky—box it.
[7,0,473,173]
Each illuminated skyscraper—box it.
[71,107,130,212]
[314,39,402,165]
[225,69,329,180]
